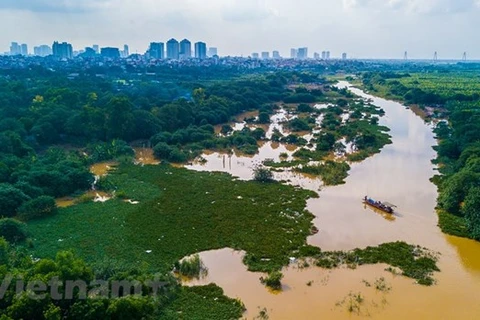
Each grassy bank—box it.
[315,242,439,286]
[28,163,318,274]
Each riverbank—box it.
[360,72,480,242]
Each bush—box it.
[175,254,206,278]
[0,184,30,217]
[297,104,313,113]
[253,167,274,183]
[287,118,310,132]
[0,218,27,243]
[257,112,271,124]
[18,196,57,221]
[261,271,283,290]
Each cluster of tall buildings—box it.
[252,48,346,60]
[9,42,28,56]
[147,39,213,60]
[6,40,346,60]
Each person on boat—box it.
[364,195,368,201]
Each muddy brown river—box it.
[183,82,480,319]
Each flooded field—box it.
[184,82,480,319]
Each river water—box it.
[184,82,480,319]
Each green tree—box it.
[463,187,480,240]
[18,196,57,221]
[0,184,29,217]
[105,97,135,141]
[0,219,27,243]
[257,112,271,124]
[106,296,156,320]
[253,167,274,183]
[438,171,478,215]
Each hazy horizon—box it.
[2,0,479,59]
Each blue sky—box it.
[1,0,479,59]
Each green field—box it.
[28,164,318,273]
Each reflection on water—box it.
[362,204,396,222]
[446,235,480,276]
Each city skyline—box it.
[0,0,479,59]
[5,39,477,61]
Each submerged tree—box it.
[253,167,274,183]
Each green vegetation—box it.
[314,242,439,285]
[18,196,57,221]
[296,161,351,185]
[0,218,28,243]
[362,71,480,241]
[287,118,311,132]
[438,210,470,238]
[0,241,243,320]
[260,271,283,290]
[262,85,391,185]
[28,164,317,274]
[253,166,275,183]
[158,284,245,320]
[174,254,206,279]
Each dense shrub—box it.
[0,218,27,243]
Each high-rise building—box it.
[208,47,218,57]
[52,41,73,59]
[314,52,320,59]
[261,52,270,59]
[92,45,99,54]
[166,38,179,59]
[321,51,326,60]
[122,44,129,58]
[290,48,297,59]
[149,42,165,59]
[20,44,28,56]
[272,51,280,59]
[101,47,121,58]
[34,45,52,57]
[297,47,308,60]
[326,51,330,60]
[342,52,347,60]
[10,42,21,55]
[79,47,96,58]
[179,39,192,59]
[251,53,259,59]
[194,42,207,59]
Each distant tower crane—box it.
[404,51,408,60]
[433,51,438,62]
[462,52,467,61]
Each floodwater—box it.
[55,162,116,207]
[184,82,480,319]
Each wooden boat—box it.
[362,196,397,214]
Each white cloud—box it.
[221,0,278,22]
[0,0,478,58]
[343,0,479,14]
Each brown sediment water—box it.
[134,147,160,165]
[55,197,76,208]
[56,162,117,208]
[184,82,480,319]
[214,110,260,134]
[89,161,117,176]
